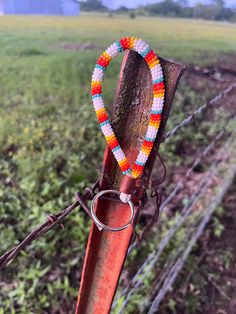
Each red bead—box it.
[97,112,108,124]
[153,83,164,92]
[97,56,110,67]
[133,163,144,173]
[91,86,102,95]
[143,140,153,147]
[150,113,161,122]
[109,138,119,150]
[145,50,156,63]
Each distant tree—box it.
[177,0,188,7]
[135,5,149,16]
[181,6,194,18]
[193,2,219,20]
[147,0,182,17]
[80,0,107,12]
[112,0,235,22]
[211,0,225,8]
[211,0,234,20]
[117,6,129,12]
[194,0,234,20]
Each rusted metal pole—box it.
[76,50,186,314]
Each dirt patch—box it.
[184,54,236,102]
[59,42,102,51]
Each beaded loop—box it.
[91,37,165,179]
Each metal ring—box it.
[91,190,135,232]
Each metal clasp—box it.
[90,190,134,232]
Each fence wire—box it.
[0,181,99,269]
[127,119,232,256]
[113,127,235,312]
[2,86,234,271]
[147,162,236,313]
[144,144,235,312]
[163,82,236,142]
[1,82,235,313]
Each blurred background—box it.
[0,1,236,313]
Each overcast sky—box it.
[103,0,236,9]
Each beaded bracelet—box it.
[91,37,165,179]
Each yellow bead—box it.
[102,52,112,61]
[96,108,106,115]
[149,60,159,68]
[91,81,101,88]
[149,120,160,127]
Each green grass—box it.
[0,14,235,313]
[1,14,236,63]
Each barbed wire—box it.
[117,176,213,313]
[0,120,224,270]
[139,210,208,312]
[128,110,235,255]
[163,82,236,142]
[3,115,232,272]
[0,82,235,299]
[115,137,235,312]
[135,159,234,313]
[113,132,234,312]
[147,163,236,313]
[127,111,235,256]
[0,182,99,269]
[127,125,228,257]
[144,156,235,312]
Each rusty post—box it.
[76,50,186,313]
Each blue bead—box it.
[95,64,106,71]
[145,137,155,142]
[123,169,132,175]
[136,161,145,166]
[92,94,102,99]
[100,120,109,127]
[140,47,150,57]
[115,41,123,52]
[151,109,162,114]
[153,78,164,84]
[112,145,121,152]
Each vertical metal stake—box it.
[76,50,186,314]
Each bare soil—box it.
[59,41,102,51]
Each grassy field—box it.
[1,14,236,62]
[0,14,236,313]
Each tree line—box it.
[80,0,236,22]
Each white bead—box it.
[106,43,118,58]
[93,102,104,111]
[115,149,126,161]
